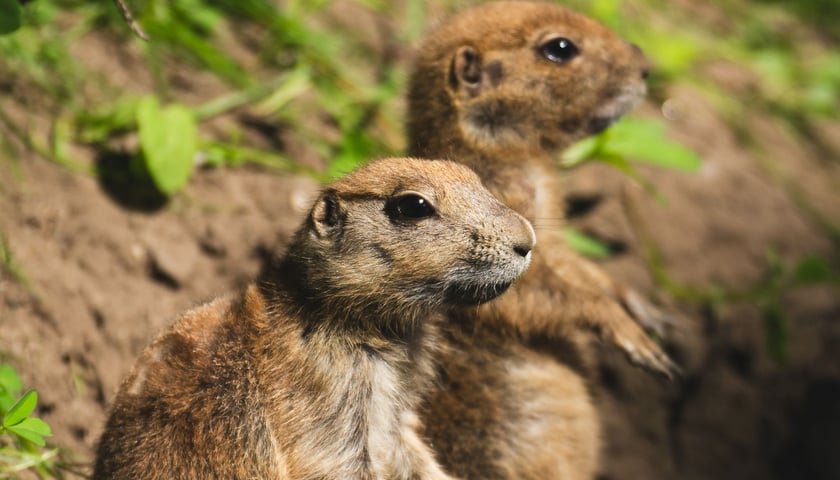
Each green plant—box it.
[0,235,29,290]
[757,253,839,364]
[557,116,702,259]
[626,185,840,364]
[0,0,22,35]
[135,96,198,195]
[0,364,59,478]
[2,391,51,447]
[562,228,611,259]
[3,0,406,195]
[561,116,702,197]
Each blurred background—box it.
[0,0,838,478]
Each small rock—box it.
[142,222,200,288]
[198,225,227,258]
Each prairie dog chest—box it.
[485,162,562,224]
[523,163,559,219]
[282,343,427,479]
[366,356,412,475]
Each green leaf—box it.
[629,29,701,77]
[793,256,833,285]
[137,97,198,195]
[802,82,838,116]
[327,131,375,179]
[604,118,702,172]
[142,7,250,88]
[0,393,15,415]
[0,365,22,396]
[751,50,796,97]
[560,135,603,168]
[76,96,142,143]
[174,0,223,33]
[762,304,790,365]
[202,144,234,168]
[764,249,785,279]
[7,417,52,446]
[256,65,312,115]
[811,53,840,86]
[0,446,59,473]
[562,228,611,259]
[0,365,22,413]
[597,153,671,204]
[0,0,22,35]
[589,0,621,29]
[403,0,426,42]
[3,390,37,428]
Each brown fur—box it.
[407,2,676,479]
[93,158,536,480]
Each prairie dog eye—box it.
[389,194,436,220]
[540,37,579,63]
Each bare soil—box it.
[1,5,839,480]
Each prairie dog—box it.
[407,2,675,478]
[93,158,535,480]
[409,0,673,369]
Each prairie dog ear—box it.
[311,191,343,239]
[449,45,482,95]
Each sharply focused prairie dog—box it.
[93,158,535,480]
[407,2,676,478]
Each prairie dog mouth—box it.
[444,279,515,305]
[588,116,619,134]
[589,86,646,134]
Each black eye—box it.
[540,37,579,64]
[391,194,436,220]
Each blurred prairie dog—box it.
[409,0,673,371]
[93,158,535,480]
[408,2,675,479]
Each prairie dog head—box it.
[408,1,649,156]
[286,158,535,324]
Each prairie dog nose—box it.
[514,243,532,258]
[511,213,536,258]
[626,41,651,79]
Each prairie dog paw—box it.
[621,288,677,339]
[615,327,681,379]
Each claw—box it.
[621,289,676,339]
[619,336,681,380]
[609,289,682,379]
